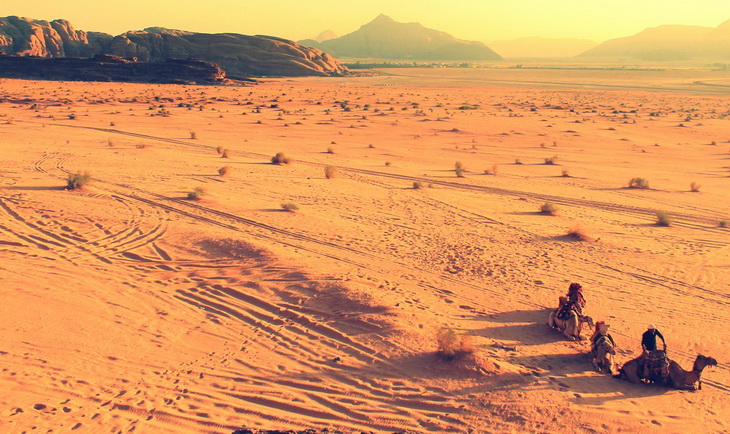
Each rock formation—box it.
[0,16,348,77]
[300,14,501,61]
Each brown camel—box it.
[615,354,717,389]
[591,335,616,374]
[548,310,594,340]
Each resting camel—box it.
[615,354,718,389]
[591,335,616,374]
[548,310,594,341]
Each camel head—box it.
[694,354,718,371]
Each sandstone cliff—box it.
[0,16,347,77]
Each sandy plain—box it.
[0,67,729,433]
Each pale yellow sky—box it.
[1,1,729,43]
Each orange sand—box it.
[0,69,729,433]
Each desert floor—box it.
[0,68,729,433]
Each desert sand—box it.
[0,68,729,433]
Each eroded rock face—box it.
[0,16,348,77]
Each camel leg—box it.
[592,357,601,372]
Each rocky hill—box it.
[489,37,597,59]
[0,16,347,77]
[578,20,730,60]
[300,14,501,61]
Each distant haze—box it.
[1,1,728,45]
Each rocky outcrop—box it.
[0,54,226,84]
[300,14,502,61]
[0,16,348,77]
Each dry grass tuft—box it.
[221,149,230,158]
[413,181,423,189]
[187,187,206,200]
[281,203,299,212]
[326,147,335,154]
[540,202,558,216]
[436,328,474,361]
[484,165,499,176]
[66,171,91,190]
[561,168,571,177]
[544,155,558,165]
[455,168,466,178]
[324,166,337,179]
[218,166,232,176]
[216,146,223,155]
[454,161,464,170]
[690,182,701,192]
[655,211,671,227]
[566,225,593,241]
[719,220,728,228]
[628,177,650,189]
[271,152,292,165]
[189,131,197,139]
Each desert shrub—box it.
[221,149,230,158]
[544,155,558,165]
[566,225,592,241]
[690,182,701,192]
[327,147,335,154]
[455,168,466,178]
[655,211,671,227]
[324,165,337,179]
[218,166,232,176]
[540,202,558,216]
[66,171,91,190]
[455,161,464,170]
[271,152,291,165]
[187,187,206,200]
[628,177,650,189]
[719,220,728,228]
[436,328,474,361]
[281,202,299,212]
[561,168,570,177]
[135,144,146,149]
[385,161,391,167]
[189,131,197,139]
[216,146,223,155]
[413,181,423,189]
[514,158,523,165]
[484,165,498,175]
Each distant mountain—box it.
[300,14,501,61]
[314,30,338,43]
[0,16,348,77]
[578,20,730,60]
[489,37,597,59]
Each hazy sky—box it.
[1,1,729,43]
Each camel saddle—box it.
[641,350,669,382]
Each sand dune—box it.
[0,70,729,432]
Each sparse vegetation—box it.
[66,171,91,190]
[690,182,701,192]
[484,165,498,176]
[566,225,592,241]
[514,158,523,165]
[281,202,299,212]
[385,161,391,167]
[326,147,335,154]
[454,161,464,170]
[413,181,423,189]
[720,220,728,228]
[271,152,292,165]
[221,149,230,158]
[324,165,337,179]
[189,131,197,139]
[216,146,223,155]
[540,202,558,216]
[561,168,571,177]
[655,211,672,227]
[218,166,232,176]
[455,168,466,178]
[187,187,206,200]
[544,155,558,165]
[628,177,650,189]
[436,328,474,361]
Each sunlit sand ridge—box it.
[0,69,729,432]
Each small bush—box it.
[281,202,299,212]
[566,225,592,241]
[324,165,337,179]
[189,131,197,139]
[454,161,464,170]
[221,149,230,158]
[66,171,91,190]
[135,144,146,149]
[271,152,291,165]
[540,202,558,216]
[719,220,728,228]
[690,182,701,192]
[484,165,498,176]
[216,146,223,155]
[544,155,558,165]
[218,166,232,176]
[628,177,650,189]
[514,158,523,165]
[326,147,335,154]
[187,187,206,200]
[436,328,474,361]
[561,168,570,177]
[455,168,466,178]
[385,161,391,167]
[655,211,671,227]
[413,181,423,189]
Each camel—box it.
[548,310,594,340]
[591,335,616,374]
[615,353,717,389]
